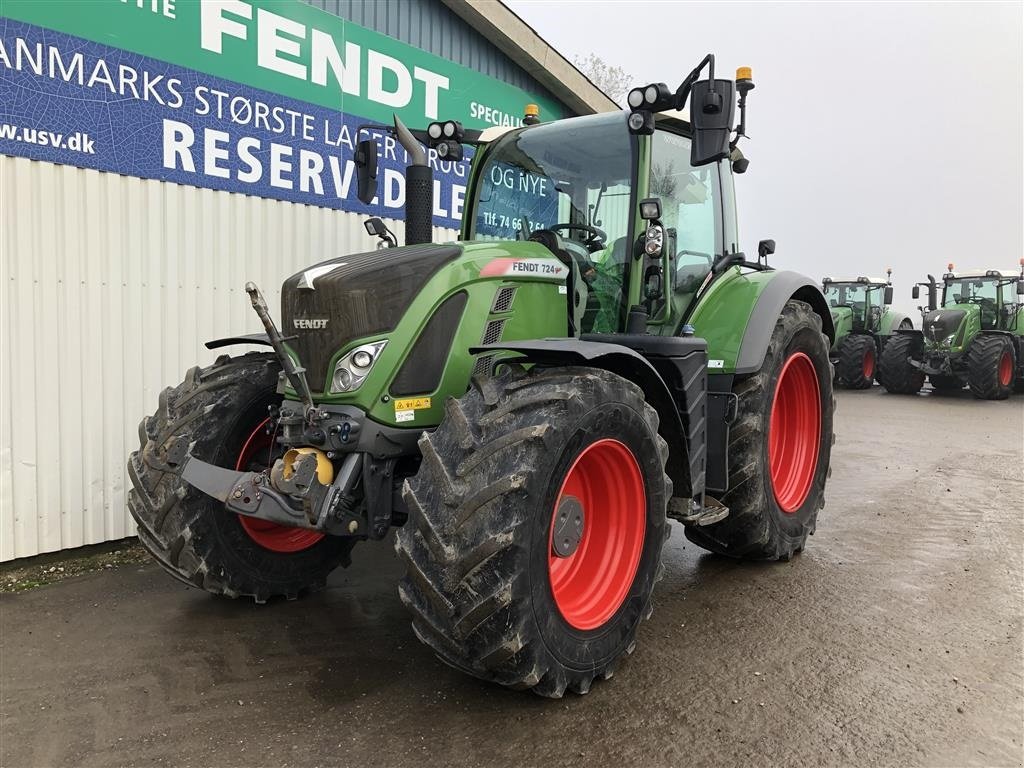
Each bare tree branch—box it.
[572,53,634,106]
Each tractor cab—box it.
[822,275,893,339]
[463,110,735,336]
[939,267,1022,332]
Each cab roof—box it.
[943,269,1020,280]
[822,276,889,286]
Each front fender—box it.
[472,338,701,498]
[205,333,272,350]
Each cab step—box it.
[668,495,730,527]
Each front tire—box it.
[967,335,1015,400]
[127,353,354,602]
[835,334,876,389]
[686,300,833,560]
[395,367,671,697]
[879,334,925,394]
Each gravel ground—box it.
[1,386,1021,768]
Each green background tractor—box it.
[128,57,836,697]
[880,264,1024,399]
[822,271,911,389]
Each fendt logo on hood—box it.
[294,318,329,330]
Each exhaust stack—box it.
[394,115,433,246]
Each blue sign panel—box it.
[0,18,470,229]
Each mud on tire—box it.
[879,333,925,395]
[127,352,354,602]
[835,334,876,389]
[685,300,833,561]
[967,334,1015,400]
[395,367,671,697]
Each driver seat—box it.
[528,230,589,334]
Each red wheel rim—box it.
[998,351,1013,387]
[547,439,646,631]
[235,418,324,553]
[863,347,875,379]
[769,352,822,513]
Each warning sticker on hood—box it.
[480,258,569,280]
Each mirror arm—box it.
[672,53,715,111]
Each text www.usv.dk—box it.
[0,124,96,154]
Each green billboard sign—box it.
[1,0,565,129]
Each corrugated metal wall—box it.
[305,0,565,110]
[0,155,456,561]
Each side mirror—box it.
[757,238,775,261]
[689,79,736,166]
[1017,279,1024,296]
[354,139,378,204]
[883,286,894,305]
[912,285,920,300]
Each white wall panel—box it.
[0,155,457,560]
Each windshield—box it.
[944,278,998,307]
[825,284,868,307]
[470,113,635,331]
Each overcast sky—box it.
[507,1,1023,319]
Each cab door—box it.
[644,128,732,334]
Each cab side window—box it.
[650,130,721,294]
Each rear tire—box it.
[879,334,925,394]
[685,300,833,560]
[835,334,876,389]
[127,353,354,602]
[395,367,671,697]
[966,335,1014,400]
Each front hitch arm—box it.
[178,450,362,534]
[181,455,315,529]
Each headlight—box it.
[331,341,387,393]
[944,333,955,346]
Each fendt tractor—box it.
[128,56,836,697]
[880,262,1024,399]
[822,270,912,389]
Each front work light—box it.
[627,111,654,135]
[639,198,662,220]
[331,340,388,393]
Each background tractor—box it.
[822,271,911,389]
[128,56,835,697]
[880,262,1024,399]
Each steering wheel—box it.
[548,223,607,250]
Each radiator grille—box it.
[481,319,506,346]
[472,354,495,377]
[491,286,516,313]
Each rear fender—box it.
[472,339,699,498]
[879,311,911,336]
[733,272,835,375]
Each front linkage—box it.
[175,283,404,543]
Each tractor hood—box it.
[922,307,971,350]
[281,244,463,393]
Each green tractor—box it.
[880,262,1024,399]
[822,271,912,389]
[128,57,835,697]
